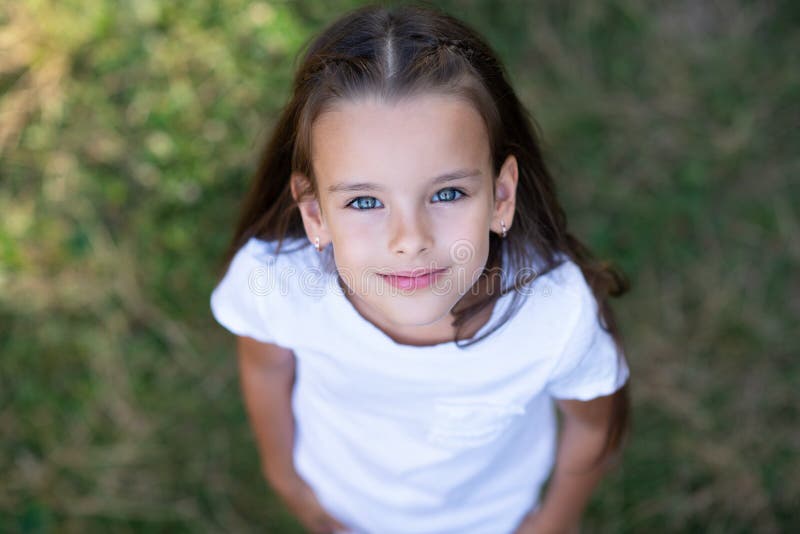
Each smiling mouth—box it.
[381,268,448,278]
[378,268,449,290]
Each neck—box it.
[337,265,502,348]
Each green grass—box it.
[1,0,797,531]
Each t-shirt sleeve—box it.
[545,272,630,401]
[209,240,277,344]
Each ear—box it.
[290,171,332,248]
[491,154,518,236]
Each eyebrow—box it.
[327,169,482,194]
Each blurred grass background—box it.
[1,0,797,532]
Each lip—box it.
[379,267,448,290]
[386,267,446,277]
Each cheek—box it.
[434,202,491,240]
[330,216,382,257]
[328,221,379,273]
[331,209,384,234]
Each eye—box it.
[432,187,467,203]
[345,196,384,210]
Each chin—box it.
[374,294,455,327]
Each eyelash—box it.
[345,187,468,210]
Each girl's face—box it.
[294,93,517,344]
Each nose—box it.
[388,206,433,256]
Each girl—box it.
[210,4,631,533]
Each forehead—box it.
[310,94,491,187]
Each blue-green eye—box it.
[346,197,384,210]
[432,187,466,203]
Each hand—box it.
[271,472,352,534]
[513,508,581,534]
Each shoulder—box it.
[548,257,602,339]
[530,256,628,400]
[238,235,317,272]
[209,235,322,346]
[504,252,603,357]
[239,235,311,265]
[236,236,324,298]
[521,253,596,317]
[210,234,318,310]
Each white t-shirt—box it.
[210,236,630,534]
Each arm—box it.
[515,392,617,533]
[236,335,299,493]
[237,336,351,533]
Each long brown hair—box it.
[216,2,631,469]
